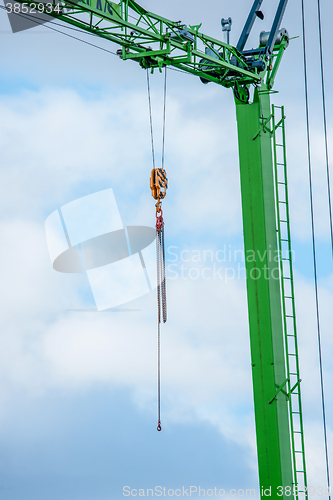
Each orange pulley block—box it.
[150,168,168,211]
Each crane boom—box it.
[7,0,289,89]
[9,0,306,498]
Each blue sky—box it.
[0,387,256,500]
[0,0,333,499]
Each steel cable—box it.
[316,0,333,261]
[161,223,167,323]
[146,69,156,170]
[301,1,331,496]
[161,67,167,171]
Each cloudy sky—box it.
[0,0,333,499]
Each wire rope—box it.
[161,67,167,171]
[146,69,156,170]
[316,0,333,261]
[301,1,331,497]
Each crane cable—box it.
[301,1,331,496]
[316,0,333,261]
[147,68,168,432]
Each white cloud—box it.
[0,83,332,481]
[1,216,332,478]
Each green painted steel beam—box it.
[266,40,289,90]
[235,87,293,499]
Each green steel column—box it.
[235,86,293,499]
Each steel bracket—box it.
[252,113,274,140]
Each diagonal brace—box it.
[268,377,289,404]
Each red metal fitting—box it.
[156,210,164,232]
[156,216,164,232]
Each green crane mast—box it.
[10,0,307,497]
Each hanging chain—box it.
[156,210,166,432]
[156,212,167,323]
[161,221,167,323]
[147,68,168,432]
[156,209,167,433]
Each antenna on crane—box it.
[221,17,232,45]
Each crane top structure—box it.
[8,0,289,95]
[7,0,318,499]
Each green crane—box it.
[9,0,307,497]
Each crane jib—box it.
[10,0,282,87]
